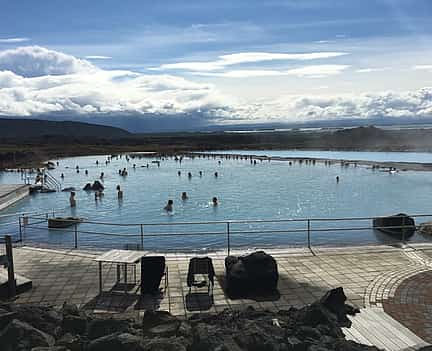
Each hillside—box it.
[0,118,131,140]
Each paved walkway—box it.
[1,244,432,349]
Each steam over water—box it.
[1,151,432,251]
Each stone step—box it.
[0,268,32,297]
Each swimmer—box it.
[69,192,76,207]
[164,199,174,212]
[116,185,123,199]
[181,192,188,200]
[212,197,218,206]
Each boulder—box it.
[9,304,61,335]
[142,311,180,338]
[62,315,87,335]
[87,318,130,340]
[0,319,55,351]
[142,337,188,351]
[56,333,83,351]
[373,213,416,238]
[0,310,17,330]
[419,222,432,235]
[319,287,359,328]
[87,332,143,351]
[225,251,278,298]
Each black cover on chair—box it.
[225,251,278,298]
[141,256,165,294]
[187,257,215,288]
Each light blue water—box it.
[1,151,432,251]
[208,150,432,164]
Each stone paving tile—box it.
[0,245,417,322]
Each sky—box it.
[0,0,432,129]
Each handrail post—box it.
[140,224,144,250]
[74,224,78,249]
[226,222,231,256]
[18,216,22,242]
[307,219,311,249]
[5,235,16,298]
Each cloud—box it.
[234,88,432,122]
[84,55,112,60]
[0,46,230,119]
[0,46,431,126]
[0,37,30,43]
[157,51,348,72]
[413,65,432,71]
[0,46,95,77]
[192,65,350,78]
[356,67,390,73]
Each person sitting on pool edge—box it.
[212,197,218,206]
[117,185,123,199]
[164,199,174,211]
[181,192,188,200]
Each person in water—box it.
[164,199,174,212]
[181,192,188,200]
[116,185,123,199]
[69,192,76,207]
[212,197,218,206]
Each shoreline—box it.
[191,151,432,172]
[3,149,432,173]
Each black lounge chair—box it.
[140,256,168,295]
[187,257,215,295]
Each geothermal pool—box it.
[1,151,432,251]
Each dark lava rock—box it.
[31,347,70,351]
[225,251,278,298]
[320,287,359,328]
[62,314,88,335]
[87,317,130,339]
[0,318,55,351]
[142,311,180,337]
[56,332,83,351]
[7,304,62,335]
[142,337,188,351]
[0,310,17,330]
[191,323,223,351]
[62,303,80,317]
[87,332,143,351]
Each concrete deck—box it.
[0,184,29,211]
[1,244,431,350]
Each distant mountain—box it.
[0,118,131,139]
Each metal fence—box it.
[8,212,432,253]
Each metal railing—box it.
[13,213,432,253]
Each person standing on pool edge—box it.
[69,192,76,207]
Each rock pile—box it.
[0,288,385,351]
